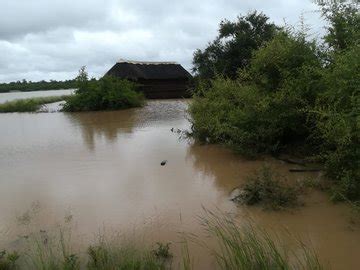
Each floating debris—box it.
[161,160,167,166]
[289,168,322,172]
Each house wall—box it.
[136,79,191,99]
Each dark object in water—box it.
[161,160,167,166]
[289,168,322,172]
[276,156,307,166]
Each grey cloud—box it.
[0,0,114,39]
[0,0,323,83]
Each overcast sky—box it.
[0,0,324,82]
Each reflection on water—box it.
[0,99,359,269]
[66,111,136,151]
[65,100,188,151]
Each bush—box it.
[190,31,322,156]
[190,2,360,202]
[62,67,144,112]
[312,45,360,200]
[190,78,279,156]
[233,166,299,210]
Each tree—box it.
[192,11,279,80]
[316,0,360,52]
[76,66,89,94]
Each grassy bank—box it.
[1,212,323,270]
[0,95,70,113]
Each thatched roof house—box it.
[105,60,192,99]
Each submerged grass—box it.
[233,166,300,210]
[0,95,69,113]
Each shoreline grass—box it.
[0,95,70,113]
[2,211,323,270]
[198,209,323,270]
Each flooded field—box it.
[0,91,359,269]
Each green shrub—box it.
[62,68,144,112]
[190,78,279,156]
[247,32,322,93]
[233,166,299,210]
[190,31,323,156]
[312,45,360,200]
[190,2,360,202]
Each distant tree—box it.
[192,11,279,80]
[76,66,89,93]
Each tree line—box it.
[0,79,78,92]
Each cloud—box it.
[0,0,323,82]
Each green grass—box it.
[0,250,19,270]
[0,96,69,113]
[5,211,323,270]
[86,241,170,270]
[199,209,323,270]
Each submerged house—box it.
[105,60,193,99]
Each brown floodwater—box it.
[0,96,359,269]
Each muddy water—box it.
[0,98,359,269]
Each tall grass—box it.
[0,96,69,113]
[24,228,80,270]
[199,209,323,270]
[20,229,172,270]
[5,211,323,269]
[0,250,19,270]
[86,240,170,270]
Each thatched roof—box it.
[105,60,192,80]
